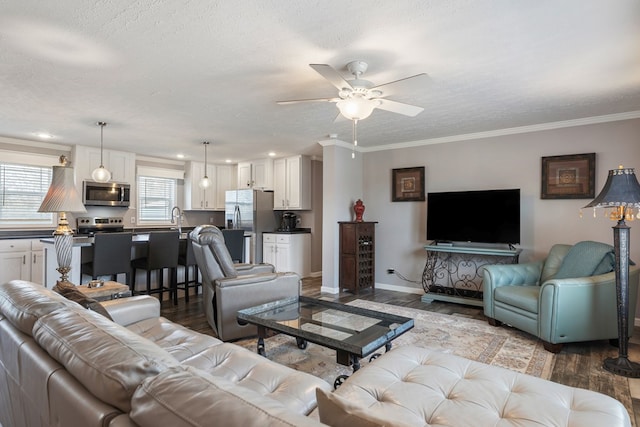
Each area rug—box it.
[236,300,556,385]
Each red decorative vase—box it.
[354,199,365,222]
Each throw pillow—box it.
[316,388,416,427]
[553,240,615,280]
[53,282,113,320]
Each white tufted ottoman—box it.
[316,345,630,427]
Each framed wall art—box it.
[541,153,596,199]
[392,166,425,202]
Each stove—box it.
[76,216,125,236]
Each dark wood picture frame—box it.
[392,167,425,202]
[541,153,596,199]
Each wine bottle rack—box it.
[339,221,377,294]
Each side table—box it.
[77,281,131,302]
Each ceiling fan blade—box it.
[310,64,353,91]
[371,73,431,97]
[277,97,340,105]
[376,99,424,117]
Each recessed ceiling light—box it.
[34,132,54,139]
[225,159,232,163]
[176,153,185,159]
[268,152,276,157]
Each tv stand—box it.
[421,242,521,306]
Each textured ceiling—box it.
[0,0,639,163]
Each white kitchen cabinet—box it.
[237,162,252,189]
[214,164,236,209]
[73,145,136,184]
[237,159,273,190]
[72,145,136,206]
[185,161,212,210]
[273,155,311,210]
[185,162,234,210]
[0,239,45,285]
[31,240,44,285]
[262,233,310,277]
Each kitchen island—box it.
[40,230,252,289]
[40,233,189,289]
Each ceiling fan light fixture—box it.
[91,122,111,183]
[337,96,378,120]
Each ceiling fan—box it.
[277,61,429,121]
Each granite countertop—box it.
[41,232,193,246]
[266,228,311,234]
[0,230,56,240]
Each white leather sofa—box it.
[0,280,330,427]
[1,280,631,427]
[316,345,631,427]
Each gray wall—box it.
[361,118,640,297]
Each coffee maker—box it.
[279,212,298,231]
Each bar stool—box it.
[176,238,201,302]
[81,232,133,286]
[131,231,180,303]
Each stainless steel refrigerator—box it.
[225,189,276,263]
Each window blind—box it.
[137,175,177,223]
[0,163,54,225]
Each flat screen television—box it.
[427,189,521,244]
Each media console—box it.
[421,242,521,306]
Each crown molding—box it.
[360,110,640,153]
[0,135,72,151]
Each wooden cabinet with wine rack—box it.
[338,221,377,294]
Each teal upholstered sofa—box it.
[483,242,640,352]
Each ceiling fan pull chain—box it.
[352,119,358,159]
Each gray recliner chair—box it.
[483,242,640,353]
[189,225,300,341]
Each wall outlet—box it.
[130,217,136,224]
[209,217,214,223]
[386,269,395,274]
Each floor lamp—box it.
[584,165,640,377]
[38,155,87,288]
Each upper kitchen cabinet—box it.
[73,145,136,185]
[273,155,311,210]
[214,164,236,209]
[185,162,236,210]
[237,158,273,190]
[184,161,215,210]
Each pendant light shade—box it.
[199,141,211,189]
[91,121,111,183]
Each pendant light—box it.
[91,121,111,182]
[199,141,211,189]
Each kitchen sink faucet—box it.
[171,206,183,234]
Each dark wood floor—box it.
[160,277,640,426]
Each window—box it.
[137,175,177,224]
[0,162,54,226]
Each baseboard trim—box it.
[320,285,339,294]
[375,282,424,295]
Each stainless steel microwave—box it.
[82,181,131,207]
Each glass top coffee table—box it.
[237,296,414,386]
